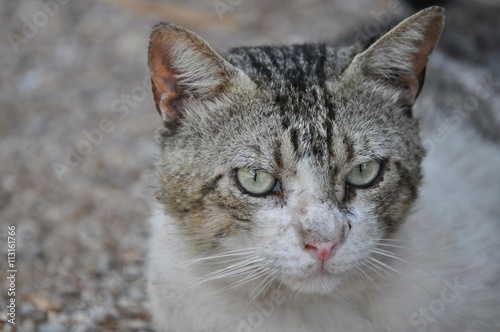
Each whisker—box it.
[371,247,398,255]
[369,257,432,296]
[290,287,302,307]
[118,252,259,289]
[202,257,266,281]
[370,248,435,276]
[273,276,285,299]
[260,271,279,298]
[356,265,380,291]
[249,270,277,300]
[352,269,369,293]
[373,238,410,243]
[148,248,260,282]
[210,268,270,297]
[367,258,398,279]
[335,288,358,309]
[199,256,252,266]
[171,249,259,268]
[173,257,265,295]
[256,275,277,303]
[373,243,409,250]
[360,261,390,282]
[239,270,278,315]
[226,261,274,289]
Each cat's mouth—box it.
[286,266,344,294]
[296,264,338,280]
[296,270,330,282]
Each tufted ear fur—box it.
[352,6,444,104]
[148,23,240,129]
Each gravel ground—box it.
[0,1,403,331]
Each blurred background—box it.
[0,0,451,331]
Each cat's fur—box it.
[146,4,500,332]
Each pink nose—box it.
[304,241,338,262]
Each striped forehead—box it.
[225,43,362,168]
[227,45,340,158]
[229,44,330,87]
[227,44,338,111]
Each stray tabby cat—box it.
[146,4,500,331]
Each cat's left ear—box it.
[350,6,444,104]
[148,23,243,129]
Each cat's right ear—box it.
[148,23,240,129]
[347,6,444,104]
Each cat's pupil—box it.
[252,170,258,182]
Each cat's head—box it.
[148,7,444,294]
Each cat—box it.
[146,4,500,332]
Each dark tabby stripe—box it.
[226,43,360,160]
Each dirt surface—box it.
[0,0,407,331]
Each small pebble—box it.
[39,322,66,332]
[20,301,36,316]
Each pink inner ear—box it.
[404,21,442,101]
[410,27,439,79]
[149,50,180,121]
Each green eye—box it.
[236,169,279,196]
[346,160,382,188]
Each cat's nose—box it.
[304,241,338,262]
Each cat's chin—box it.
[283,271,344,295]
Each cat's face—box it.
[148,8,443,294]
